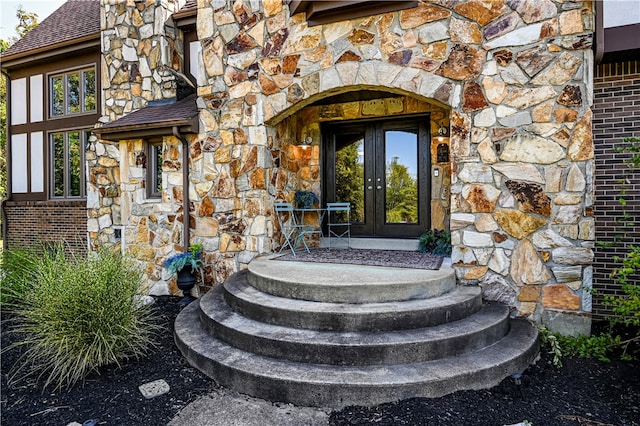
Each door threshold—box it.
[320,237,419,251]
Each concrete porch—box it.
[174,252,539,409]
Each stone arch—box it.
[265,63,454,126]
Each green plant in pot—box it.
[165,243,203,305]
[418,229,452,256]
[294,190,319,209]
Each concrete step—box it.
[247,254,456,303]
[199,284,511,365]
[224,270,483,332]
[175,300,539,409]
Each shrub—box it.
[7,244,159,390]
[418,229,452,256]
[0,245,40,310]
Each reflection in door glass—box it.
[385,130,418,224]
[335,134,365,223]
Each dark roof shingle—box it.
[96,94,199,139]
[1,0,100,60]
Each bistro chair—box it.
[274,202,301,255]
[326,202,351,249]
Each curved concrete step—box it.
[175,300,540,409]
[224,270,483,332]
[199,284,510,365]
[247,254,456,303]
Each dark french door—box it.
[323,117,430,238]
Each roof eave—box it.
[1,34,100,70]
[95,117,199,141]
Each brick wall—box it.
[2,200,87,254]
[592,60,640,318]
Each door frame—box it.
[322,115,431,238]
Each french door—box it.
[323,117,430,238]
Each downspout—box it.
[594,0,604,64]
[172,126,190,250]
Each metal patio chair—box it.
[274,202,301,255]
[326,202,351,249]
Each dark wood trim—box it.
[604,23,640,53]
[96,119,197,141]
[1,36,99,69]
[289,1,418,27]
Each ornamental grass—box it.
[5,244,160,390]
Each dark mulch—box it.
[2,297,639,426]
[1,296,215,426]
[275,248,444,270]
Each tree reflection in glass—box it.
[335,135,365,223]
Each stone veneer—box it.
[91,0,596,335]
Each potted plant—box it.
[294,190,319,209]
[418,229,452,256]
[165,243,203,305]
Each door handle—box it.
[376,185,382,190]
[367,186,373,190]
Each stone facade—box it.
[90,0,595,335]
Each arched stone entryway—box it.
[266,86,452,239]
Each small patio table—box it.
[293,207,326,254]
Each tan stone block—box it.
[464,266,488,280]
[400,3,451,28]
[214,146,231,163]
[263,0,282,16]
[554,107,578,123]
[436,44,484,81]
[450,17,482,44]
[196,217,219,237]
[559,9,584,35]
[431,200,446,230]
[518,302,537,317]
[542,284,580,310]
[518,286,541,303]
[511,239,552,286]
[422,41,448,60]
[455,0,506,26]
[532,99,554,122]
[494,210,547,239]
[568,109,594,161]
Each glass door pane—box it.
[384,130,418,224]
[335,133,365,223]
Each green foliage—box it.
[294,190,319,209]
[0,245,40,309]
[608,246,640,328]
[538,325,623,366]
[7,244,159,390]
[385,157,418,223]
[537,326,564,368]
[556,333,622,363]
[13,7,39,41]
[164,243,204,275]
[418,229,452,256]
[335,141,364,222]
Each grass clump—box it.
[6,244,159,390]
[1,245,40,310]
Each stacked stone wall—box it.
[592,60,640,318]
[93,0,597,333]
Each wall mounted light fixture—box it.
[299,136,312,149]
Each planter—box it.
[177,268,197,305]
